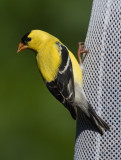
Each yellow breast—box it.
[36,41,61,82]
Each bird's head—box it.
[17,30,56,53]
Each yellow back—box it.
[69,51,83,86]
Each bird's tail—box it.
[75,86,110,134]
[87,103,110,135]
[77,91,110,135]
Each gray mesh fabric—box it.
[74,0,121,159]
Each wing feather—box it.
[46,42,77,119]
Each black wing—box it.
[46,42,77,119]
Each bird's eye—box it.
[26,37,31,42]
[21,32,31,44]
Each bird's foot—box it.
[77,42,88,64]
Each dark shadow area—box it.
[76,108,100,139]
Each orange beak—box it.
[17,42,28,53]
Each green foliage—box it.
[0,0,92,159]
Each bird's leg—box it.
[77,42,88,65]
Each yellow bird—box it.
[17,30,109,134]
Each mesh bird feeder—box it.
[74,0,121,159]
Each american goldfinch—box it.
[17,30,109,134]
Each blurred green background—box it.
[0,0,92,159]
